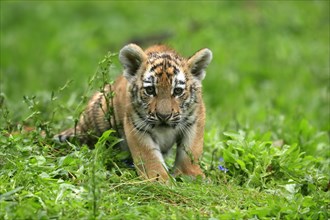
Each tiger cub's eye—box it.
[173,88,184,96]
[145,86,156,96]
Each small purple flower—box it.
[218,157,228,173]
[218,165,229,173]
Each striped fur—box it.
[55,44,212,181]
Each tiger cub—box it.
[55,44,213,181]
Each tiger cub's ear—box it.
[187,48,213,81]
[119,44,147,83]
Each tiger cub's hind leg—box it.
[54,86,113,146]
[54,126,100,146]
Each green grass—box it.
[1,1,329,219]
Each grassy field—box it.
[1,1,329,219]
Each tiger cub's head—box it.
[119,44,212,129]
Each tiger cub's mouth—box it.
[147,113,181,128]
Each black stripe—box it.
[132,104,146,122]
[175,78,185,86]
[159,54,172,59]
[80,111,89,133]
[143,75,155,85]
[173,66,180,75]
[149,62,164,73]
[132,120,151,135]
[148,52,181,64]
[180,117,197,130]
[92,95,103,135]
[184,118,197,128]
[149,60,179,74]
[180,113,194,125]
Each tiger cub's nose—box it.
[156,113,172,122]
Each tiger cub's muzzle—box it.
[148,111,181,127]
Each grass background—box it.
[1,1,329,219]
